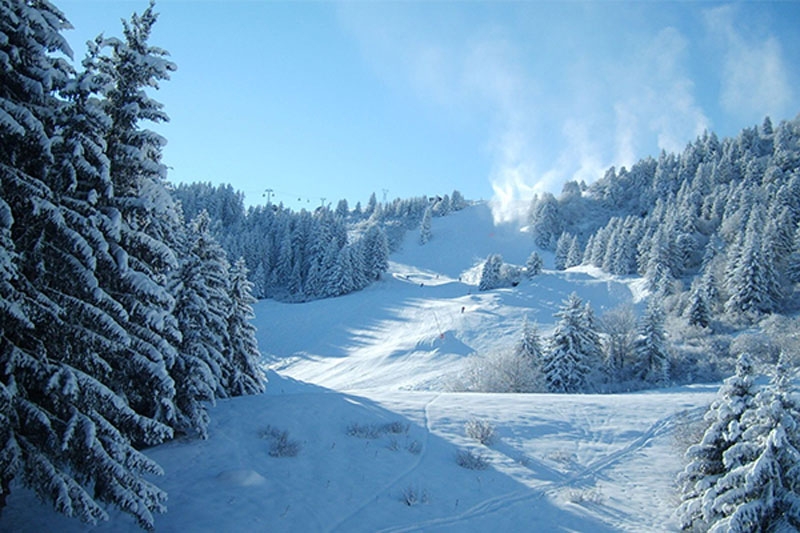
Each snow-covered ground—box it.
[3,203,717,532]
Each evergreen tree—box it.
[170,211,233,438]
[1,2,170,528]
[525,251,543,278]
[478,254,503,291]
[788,223,800,284]
[677,354,759,532]
[542,293,595,393]
[514,317,543,387]
[419,206,432,245]
[529,193,562,250]
[697,357,800,532]
[451,189,467,210]
[688,285,711,329]
[362,223,389,281]
[554,232,571,270]
[633,300,670,385]
[725,208,782,318]
[226,258,266,396]
[566,234,583,268]
[93,1,183,430]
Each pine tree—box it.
[512,317,543,392]
[725,207,782,318]
[479,254,503,291]
[93,1,183,431]
[525,251,543,278]
[542,293,595,393]
[566,234,583,269]
[451,189,467,210]
[170,211,234,438]
[419,206,432,245]
[701,357,800,532]
[677,354,759,532]
[362,223,389,281]
[226,258,266,396]
[633,300,670,385]
[529,193,562,250]
[1,2,170,528]
[688,285,711,329]
[554,232,571,270]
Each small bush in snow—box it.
[465,419,496,445]
[262,426,301,457]
[346,422,384,439]
[406,440,422,455]
[383,421,409,434]
[400,485,428,506]
[347,421,408,439]
[455,449,489,470]
[547,450,576,464]
[565,487,603,505]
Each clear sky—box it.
[57,0,800,213]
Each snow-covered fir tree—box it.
[529,192,563,250]
[677,353,759,531]
[687,284,711,329]
[542,293,598,393]
[690,356,800,532]
[93,1,183,430]
[525,251,543,278]
[633,300,670,385]
[724,206,783,320]
[361,223,389,281]
[170,211,234,438]
[554,232,572,270]
[419,206,432,245]
[0,2,171,528]
[478,254,503,291]
[226,258,266,396]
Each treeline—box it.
[173,184,467,301]
[529,115,800,325]
[1,2,262,530]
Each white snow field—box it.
[4,203,718,532]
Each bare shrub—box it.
[455,449,489,470]
[565,487,603,505]
[465,419,496,445]
[406,440,422,455]
[262,425,301,457]
[347,420,408,439]
[400,485,428,506]
[346,422,384,439]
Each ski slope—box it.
[3,202,717,532]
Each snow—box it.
[3,202,718,532]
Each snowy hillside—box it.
[3,203,717,532]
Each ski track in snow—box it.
[375,404,707,533]
[329,393,441,532]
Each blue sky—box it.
[58,1,800,215]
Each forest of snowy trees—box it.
[529,115,799,324]
[0,2,267,529]
[173,184,466,301]
[464,113,800,397]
